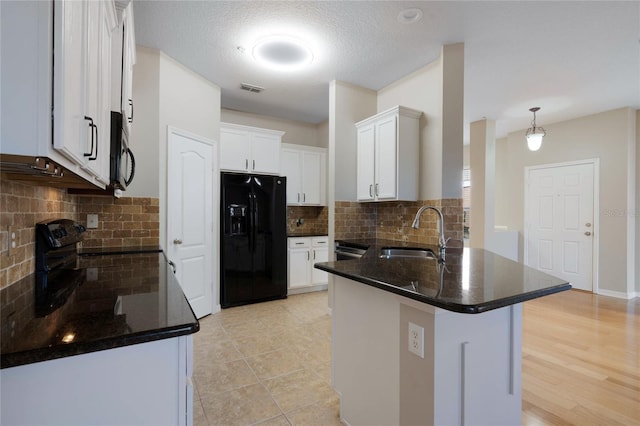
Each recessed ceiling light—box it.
[397,8,423,24]
[252,35,314,72]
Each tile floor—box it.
[192,291,342,426]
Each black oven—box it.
[110,111,135,190]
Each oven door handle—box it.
[335,250,364,259]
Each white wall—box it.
[330,81,377,202]
[129,47,221,249]
[494,107,637,296]
[636,110,640,295]
[377,44,464,200]
[128,47,160,198]
[377,58,443,201]
[221,108,322,148]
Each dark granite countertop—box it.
[1,251,199,369]
[315,239,571,314]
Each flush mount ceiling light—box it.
[525,107,546,151]
[397,8,423,24]
[252,35,313,72]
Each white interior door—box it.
[167,128,214,318]
[525,162,595,291]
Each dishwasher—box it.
[334,241,368,260]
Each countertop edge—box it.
[315,263,572,314]
[1,322,199,369]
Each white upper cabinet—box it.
[52,0,116,187]
[281,144,326,206]
[0,0,117,189]
[220,123,284,174]
[111,1,136,135]
[355,106,421,202]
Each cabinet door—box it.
[53,0,91,167]
[375,115,398,200]
[86,0,114,185]
[220,128,251,172]
[121,3,135,133]
[281,149,302,205]
[301,151,322,205]
[311,247,329,285]
[288,249,310,289]
[251,132,281,174]
[356,124,376,201]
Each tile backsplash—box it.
[0,177,159,289]
[286,206,328,236]
[335,199,463,246]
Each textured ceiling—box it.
[133,1,640,141]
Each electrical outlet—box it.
[408,322,424,358]
[87,214,99,229]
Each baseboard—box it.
[287,284,328,295]
[596,289,636,299]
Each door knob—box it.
[585,223,592,227]
[173,238,183,244]
[584,232,591,236]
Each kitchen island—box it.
[0,251,199,426]
[315,240,570,426]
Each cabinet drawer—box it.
[312,236,329,247]
[288,237,310,248]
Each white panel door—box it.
[375,115,398,200]
[168,129,214,318]
[356,124,375,201]
[526,163,594,291]
[311,246,329,285]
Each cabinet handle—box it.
[295,242,305,245]
[128,99,134,123]
[307,251,310,261]
[303,193,306,202]
[369,184,373,197]
[245,159,249,170]
[297,193,300,203]
[83,116,95,158]
[253,159,256,170]
[88,124,98,161]
[375,183,379,196]
[313,250,316,260]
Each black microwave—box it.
[110,111,135,190]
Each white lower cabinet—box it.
[0,335,194,426]
[288,236,329,293]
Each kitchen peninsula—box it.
[315,240,570,426]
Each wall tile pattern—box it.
[0,179,78,289]
[0,177,160,289]
[333,201,377,240]
[335,199,463,247]
[77,196,160,249]
[286,206,328,236]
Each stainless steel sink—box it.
[379,247,437,259]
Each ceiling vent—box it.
[240,83,265,93]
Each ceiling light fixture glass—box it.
[397,8,423,24]
[525,107,546,151]
[252,35,313,72]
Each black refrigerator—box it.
[220,172,287,308]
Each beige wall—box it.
[221,108,323,148]
[330,81,377,202]
[131,47,221,248]
[494,107,637,295]
[128,47,160,198]
[377,58,443,201]
[637,110,640,294]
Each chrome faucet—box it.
[412,206,450,260]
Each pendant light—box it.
[525,107,546,151]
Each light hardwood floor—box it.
[194,290,639,425]
[522,290,640,425]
